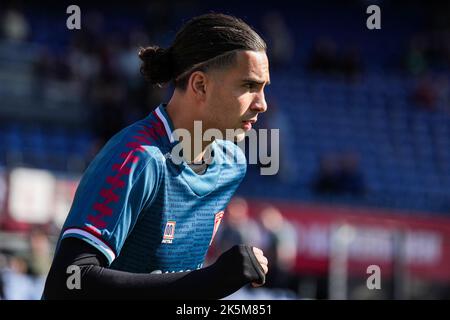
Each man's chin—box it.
[223,128,246,142]
[234,132,246,142]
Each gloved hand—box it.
[212,244,268,288]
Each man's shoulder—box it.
[95,118,169,173]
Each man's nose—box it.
[250,92,267,113]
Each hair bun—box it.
[138,46,174,85]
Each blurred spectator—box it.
[307,38,339,75]
[258,205,298,292]
[340,45,363,81]
[213,197,264,256]
[313,154,341,194]
[0,254,35,300]
[404,34,428,76]
[28,228,51,277]
[338,152,366,196]
[411,74,438,111]
[1,7,29,42]
[313,152,366,196]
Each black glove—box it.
[211,244,266,287]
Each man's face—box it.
[205,50,270,141]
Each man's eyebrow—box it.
[242,78,271,85]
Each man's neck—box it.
[165,93,211,164]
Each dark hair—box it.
[139,13,266,89]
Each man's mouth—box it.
[241,118,257,131]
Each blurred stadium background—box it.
[0,0,450,299]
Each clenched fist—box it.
[251,247,268,287]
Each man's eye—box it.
[244,83,255,89]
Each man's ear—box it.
[188,71,208,101]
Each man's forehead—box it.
[234,50,270,83]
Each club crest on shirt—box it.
[162,221,176,244]
[209,211,224,245]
